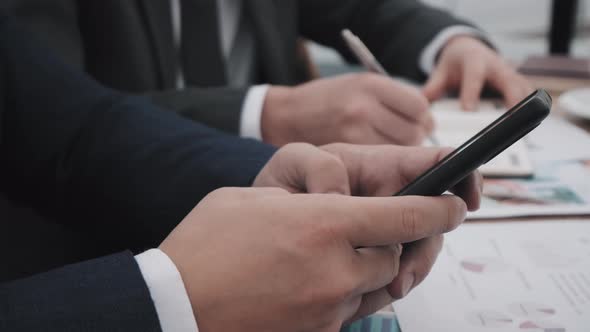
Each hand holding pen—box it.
[341,29,438,145]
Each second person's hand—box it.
[261,73,434,146]
[423,36,533,111]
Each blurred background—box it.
[310,0,590,76]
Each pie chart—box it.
[460,257,511,274]
[466,310,513,328]
[508,302,556,318]
[519,320,565,332]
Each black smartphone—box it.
[394,89,552,197]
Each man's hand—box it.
[254,142,483,323]
[423,36,534,110]
[160,187,468,331]
[261,73,434,146]
[254,143,482,209]
[318,143,482,209]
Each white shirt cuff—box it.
[136,249,199,332]
[239,85,270,140]
[419,25,489,74]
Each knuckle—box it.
[343,102,370,124]
[206,187,236,200]
[302,220,342,248]
[278,142,314,158]
[413,100,430,118]
[403,87,430,113]
[360,166,386,195]
[315,153,346,173]
[384,247,401,278]
[356,72,381,86]
[202,187,253,208]
[417,94,430,112]
[400,205,422,237]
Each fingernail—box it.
[400,274,415,298]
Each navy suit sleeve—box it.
[0,16,276,250]
[0,252,162,332]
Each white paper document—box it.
[528,116,590,163]
[430,100,533,177]
[430,100,590,175]
[394,221,590,332]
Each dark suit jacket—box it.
[0,15,275,330]
[1,0,472,135]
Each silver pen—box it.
[341,29,438,146]
[341,29,388,75]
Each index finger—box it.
[305,194,467,247]
[459,60,486,111]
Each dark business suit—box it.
[2,0,472,135]
[0,15,275,330]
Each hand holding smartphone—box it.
[394,90,552,197]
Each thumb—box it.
[422,67,448,102]
[299,145,351,195]
[254,143,351,195]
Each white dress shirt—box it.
[136,2,486,331]
[136,249,199,331]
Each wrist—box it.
[261,86,295,146]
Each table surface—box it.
[361,75,590,330]
[474,75,590,222]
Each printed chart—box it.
[509,302,557,318]
[460,257,512,274]
[519,320,566,332]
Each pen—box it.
[341,29,388,75]
[341,29,439,146]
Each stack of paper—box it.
[394,221,590,332]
